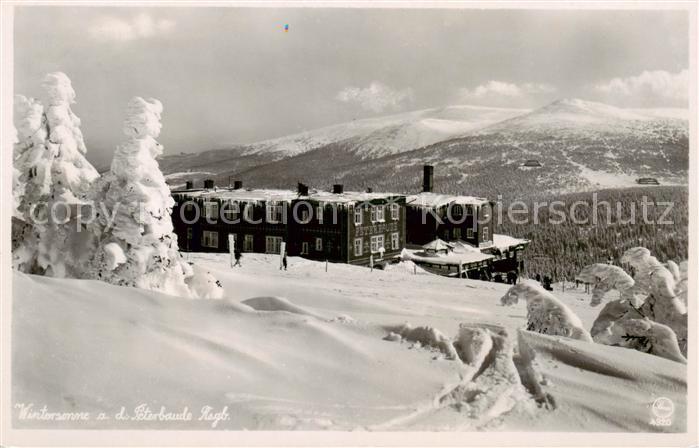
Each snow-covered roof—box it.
[173,188,403,205]
[406,192,490,209]
[492,234,530,250]
[422,239,454,252]
[403,248,494,266]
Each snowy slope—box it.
[241,105,529,159]
[12,253,687,431]
[158,105,527,188]
[192,99,687,197]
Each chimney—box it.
[423,165,434,193]
[233,180,243,190]
[185,180,193,190]
[333,184,344,194]
[297,182,309,196]
[204,179,214,189]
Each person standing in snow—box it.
[282,252,288,271]
[233,250,242,267]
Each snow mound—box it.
[385,323,459,360]
[511,330,686,432]
[186,264,224,299]
[453,325,493,367]
[242,296,322,318]
[576,263,635,306]
[500,280,592,342]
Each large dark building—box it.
[171,182,406,266]
[169,165,528,275]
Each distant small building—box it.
[522,159,543,167]
[636,177,660,185]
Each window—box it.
[390,203,399,220]
[243,234,254,252]
[186,227,193,240]
[453,228,461,240]
[467,228,474,239]
[452,204,463,217]
[465,205,473,217]
[391,232,400,250]
[315,237,323,251]
[354,207,363,225]
[354,238,363,256]
[376,205,385,222]
[483,226,489,241]
[370,235,384,254]
[266,202,284,223]
[202,230,219,248]
[317,205,324,224]
[184,202,195,214]
[370,206,377,223]
[265,236,283,254]
[301,242,309,255]
[223,201,239,222]
[204,202,219,221]
[301,209,310,222]
[509,250,515,258]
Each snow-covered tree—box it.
[620,247,687,355]
[579,248,688,360]
[13,73,99,276]
[88,96,222,298]
[590,299,686,364]
[500,280,593,342]
[576,263,636,307]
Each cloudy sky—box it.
[14,6,689,166]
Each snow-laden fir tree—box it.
[89,96,222,298]
[13,73,99,276]
[577,248,687,362]
[12,95,48,268]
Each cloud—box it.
[88,13,175,42]
[456,81,556,106]
[593,69,688,107]
[458,80,556,100]
[336,81,414,113]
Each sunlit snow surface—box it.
[12,253,686,431]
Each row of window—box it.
[354,203,399,225]
[352,232,400,257]
[197,201,401,225]
[441,226,489,241]
[199,230,401,257]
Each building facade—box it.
[405,165,529,275]
[171,183,406,266]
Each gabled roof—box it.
[422,238,454,252]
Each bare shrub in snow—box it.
[576,263,636,307]
[13,74,99,276]
[500,280,593,342]
[88,97,222,298]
